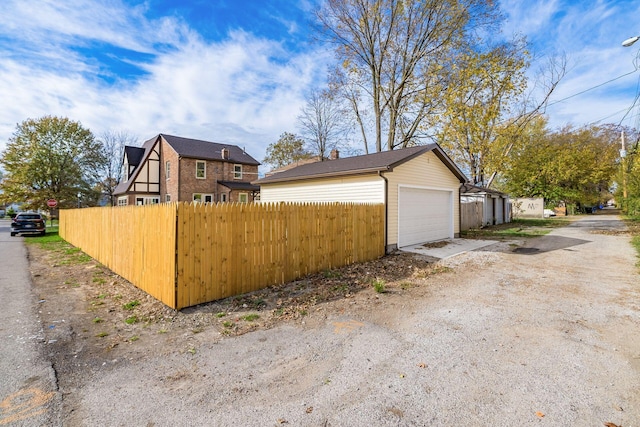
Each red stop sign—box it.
[47,199,58,208]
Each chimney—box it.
[330,149,339,160]
[221,148,229,160]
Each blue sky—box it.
[2,0,640,168]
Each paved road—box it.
[0,219,59,426]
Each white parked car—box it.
[543,209,556,217]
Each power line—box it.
[546,69,638,107]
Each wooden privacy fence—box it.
[60,202,385,309]
[460,200,484,231]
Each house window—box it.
[193,193,214,203]
[238,193,248,203]
[136,197,160,205]
[166,161,170,179]
[117,197,128,206]
[234,164,242,179]
[196,160,206,179]
[165,194,171,202]
[220,193,227,202]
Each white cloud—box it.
[0,0,333,168]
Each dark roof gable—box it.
[124,146,145,167]
[254,144,467,184]
[161,134,260,165]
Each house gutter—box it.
[378,170,389,254]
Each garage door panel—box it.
[398,187,452,247]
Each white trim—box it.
[238,192,248,203]
[196,160,206,179]
[193,193,214,203]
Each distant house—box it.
[114,134,260,206]
[254,144,467,252]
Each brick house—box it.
[114,134,260,205]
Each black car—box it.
[10,212,46,236]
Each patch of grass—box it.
[92,317,103,323]
[124,315,139,325]
[632,235,640,267]
[123,300,140,310]
[299,309,308,316]
[24,232,63,245]
[273,308,285,317]
[129,335,140,342]
[96,293,107,299]
[96,331,109,338]
[222,320,234,328]
[215,312,227,318]
[241,314,260,322]
[400,282,415,290]
[158,328,168,334]
[322,269,342,279]
[187,347,196,355]
[372,278,386,293]
[462,217,573,239]
[92,276,106,285]
[64,280,80,287]
[331,284,350,293]
[192,327,204,334]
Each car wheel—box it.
[10,232,16,236]
[40,231,46,236]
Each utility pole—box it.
[621,131,628,210]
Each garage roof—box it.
[254,144,467,184]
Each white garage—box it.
[255,144,468,253]
[398,187,453,247]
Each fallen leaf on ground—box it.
[535,411,545,418]
[417,363,426,368]
[306,407,313,414]
[603,423,621,427]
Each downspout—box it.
[379,171,389,254]
[177,156,181,202]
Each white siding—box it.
[385,151,461,247]
[260,174,384,203]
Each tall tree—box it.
[316,0,500,152]
[297,89,349,160]
[98,130,138,206]
[434,40,529,185]
[0,116,105,210]
[503,124,619,206]
[263,132,311,169]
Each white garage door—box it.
[398,187,452,247]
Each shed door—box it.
[494,198,504,224]
[398,187,452,247]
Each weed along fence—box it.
[60,202,385,309]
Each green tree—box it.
[503,124,619,207]
[0,116,105,210]
[434,41,529,185]
[263,132,311,169]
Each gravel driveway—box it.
[55,214,640,426]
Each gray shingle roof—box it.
[218,181,261,191]
[161,134,260,165]
[254,144,467,184]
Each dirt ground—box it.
[27,213,640,426]
[28,241,445,367]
